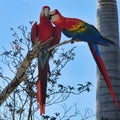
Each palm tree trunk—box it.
[96,0,120,119]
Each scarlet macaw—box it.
[31,6,61,115]
[49,9,119,106]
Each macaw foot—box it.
[71,38,80,44]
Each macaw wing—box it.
[62,22,103,44]
[88,25,115,45]
[31,22,39,44]
[62,21,88,39]
[62,19,115,45]
[88,43,119,106]
[53,26,61,45]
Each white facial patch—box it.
[51,15,59,22]
[44,8,49,17]
[41,8,49,17]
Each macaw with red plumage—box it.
[31,6,61,115]
[49,9,119,106]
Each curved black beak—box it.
[48,10,56,19]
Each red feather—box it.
[53,26,61,45]
[37,61,49,115]
[31,6,61,115]
[88,43,119,106]
[31,22,38,44]
[51,9,118,106]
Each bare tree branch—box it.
[0,38,80,106]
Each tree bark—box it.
[96,0,120,119]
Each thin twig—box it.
[0,38,80,105]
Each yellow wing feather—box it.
[69,21,87,33]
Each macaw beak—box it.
[49,10,56,16]
[48,10,56,19]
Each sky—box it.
[0,0,120,120]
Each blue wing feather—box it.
[62,22,115,46]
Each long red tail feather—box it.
[88,43,119,106]
[37,61,49,115]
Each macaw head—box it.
[40,6,50,18]
[49,9,64,25]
